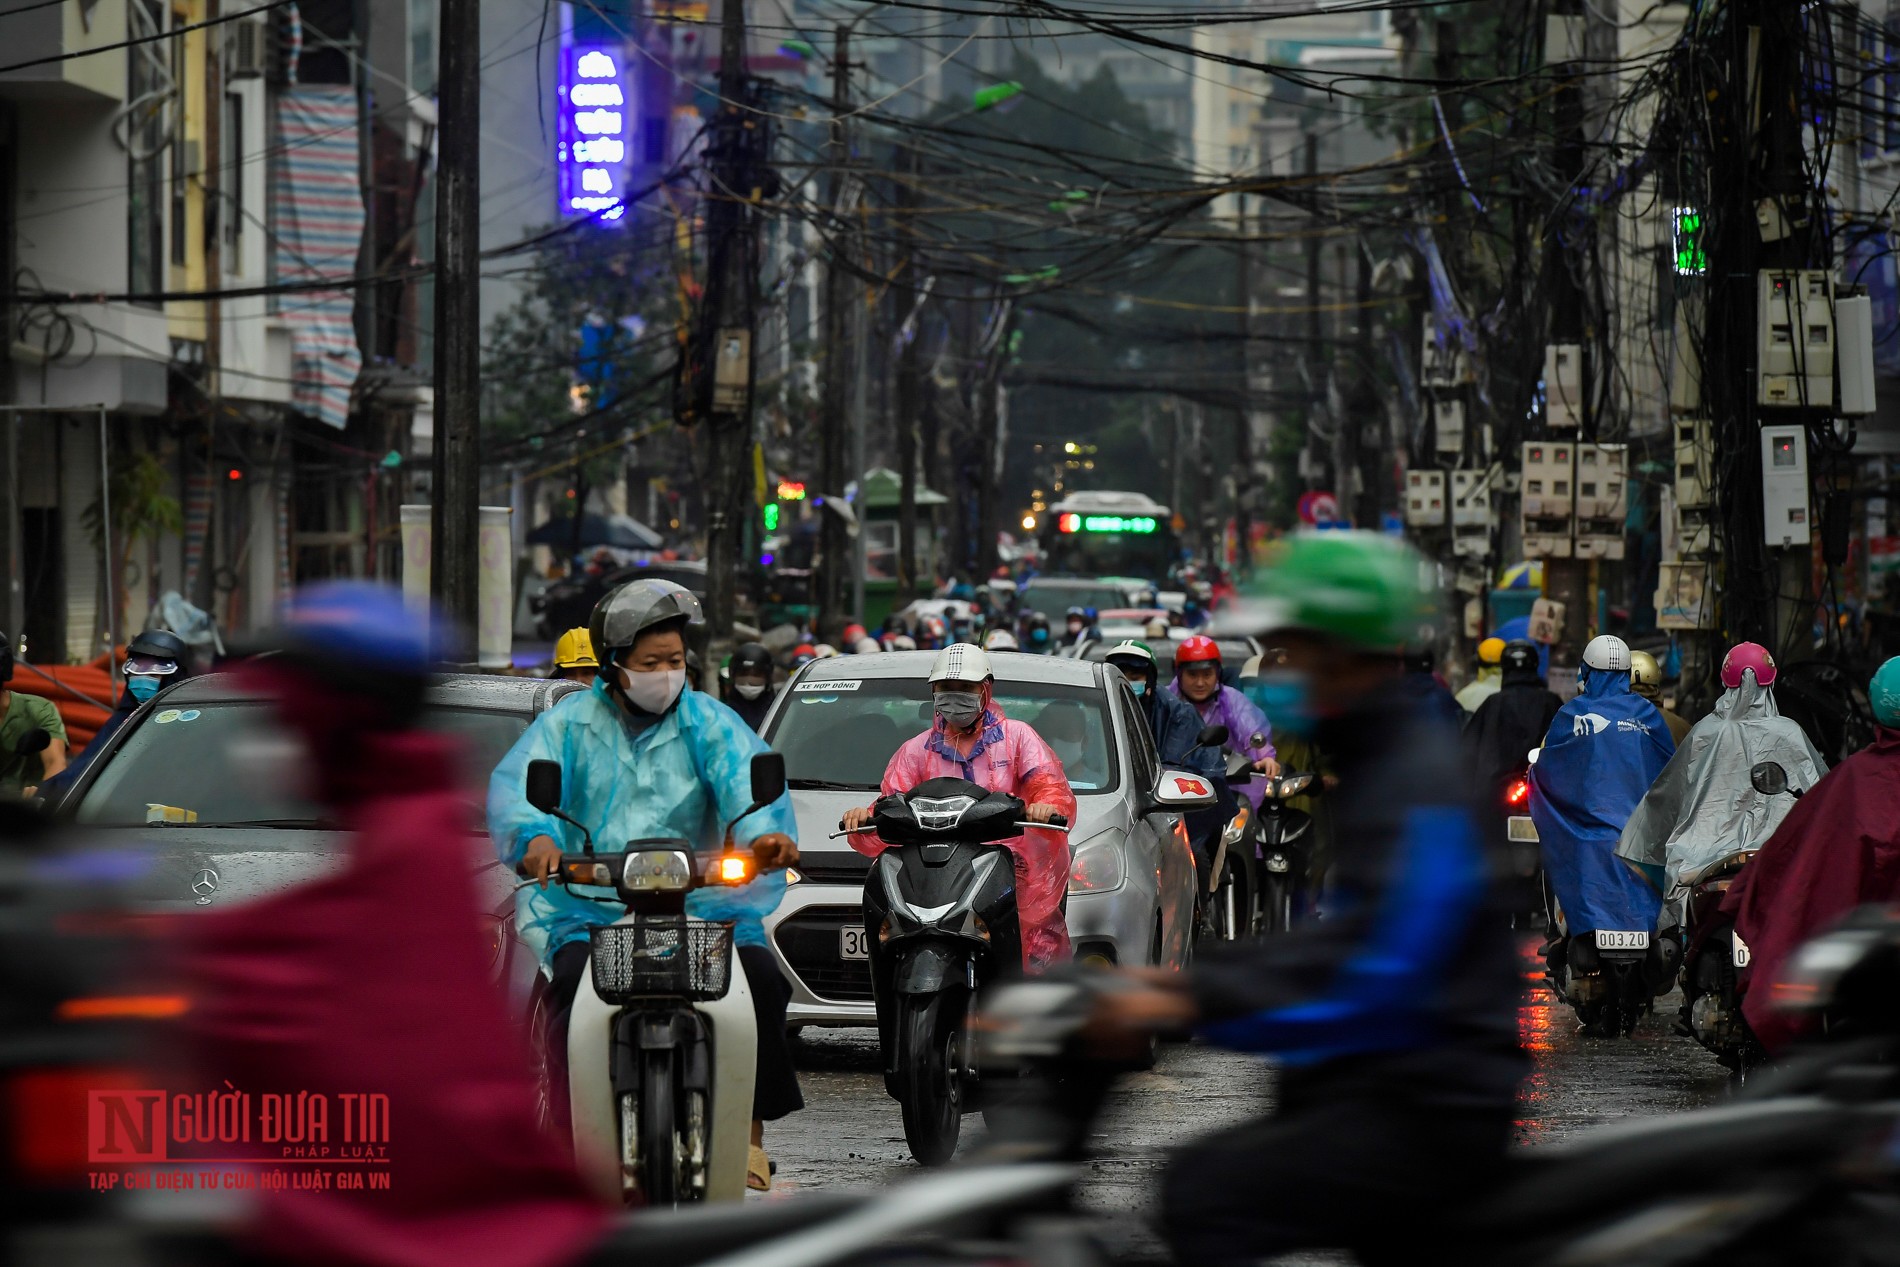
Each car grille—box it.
[774,906,874,1002]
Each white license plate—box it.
[1595,929,1650,951]
[1732,931,1752,968]
[1507,815,1540,843]
[839,926,870,960]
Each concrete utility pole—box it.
[1232,201,1253,576]
[430,0,481,664]
[699,0,758,641]
[892,145,922,603]
[816,25,853,628]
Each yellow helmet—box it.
[1477,636,1506,665]
[1629,649,1662,699]
[554,626,599,670]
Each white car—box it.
[759,651,1200,1028]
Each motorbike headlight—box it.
[621,849,694,892]
[1264,852,1290,874]
[1067,834,1125,895]
[1221,805,1251,847]
[1268,773,1312,799]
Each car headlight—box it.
[1067,834,1125,895]
[1221,804,1250,847]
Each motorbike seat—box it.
[588,1191,868,1267]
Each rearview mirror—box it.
[1195,724,1230,750]
[526,759,563,814]
[750,752,786,805]
[1151,768,1220,812]
[14,727,50,757]
[1750,761,1789,797]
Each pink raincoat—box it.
[854,695,1077,969]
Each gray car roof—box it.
[156,670,578,714]
[794,649,1103,688]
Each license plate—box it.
[1595,929,1650,951]
[839,926,870,960]
[1507,816,1540,843]
[1732,931,1751,968]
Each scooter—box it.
[1251,768,1319,934]
[521,752,787,1206]
[838,778,1072,1166]
[1500,770,1545,921]
[1202,747,1260,941]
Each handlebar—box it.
[830,812,1070,840]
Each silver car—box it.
[760,650,1200,1028]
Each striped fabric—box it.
[272,85,364,430]
[181,470,214,599]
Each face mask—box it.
[934,689,984,730]
[1067,622,1083,636]
[1128,680,1147,697]
[734,681,767,700]
[1031,629,1048,644]
[1246,671,1319,739]
[127,675,162,702]
[619,667,686,714]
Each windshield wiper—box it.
[787,778,877,792]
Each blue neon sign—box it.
[558,44,631,220]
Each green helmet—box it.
[1103,639,1155,670]
[1872,656,1900,728]
[1248,530,1436,653]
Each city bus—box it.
[1039,491,1179,583]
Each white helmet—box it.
[813,643,840,659]
[929,642,994,685]
[1582,634,1630,673]
[984,629,1019,651]
[891,634,918,651]
[853,637,882,655]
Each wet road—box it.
[760,941,1733,1258]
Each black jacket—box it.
[1190,693,1525,1110]
[1463,665,1562,794]
[723,688,774,733]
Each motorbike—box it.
[1500,770,1545,921]
[1250,767,1320,934]
[521,751,787,1206]
[837,778,1073,1166]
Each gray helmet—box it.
[589,579,704,660]
[128,629,189,662]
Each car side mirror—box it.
[1151,768,1220,812]
[14,727,50,757]
[750,752,786,805]
[1194,724,1229,750]
[1750,761,1789,797]
[525,759,563,814]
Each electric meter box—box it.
[1433,399,1466,456]
[1404,470,1447,527]
[1674,417,1712,510]
[1573,443,1626,560]
[1760,424,1811,548]
[1757,270,1834,408]
[1656,562,1713,630]
[1449,469,1491,528]
[1545,344,1584,430]
[1422,316,1472,387]
[1451,526,1490,558]
[1520,440,1576,558]
[1839,293,1878,416]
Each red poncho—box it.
[855,694,1077,970]
[1723,727,1900,1052]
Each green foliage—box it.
[84,450,182,551]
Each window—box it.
[410,0,435,90]
[126,0,167,299]
[223,91,242,268]
[1118,684,1159,792]
[169,9,188,267]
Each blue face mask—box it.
[1245,671,1318,739]
[1128,681,1147,697]
[127,675,162,702]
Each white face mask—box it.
[619,666,686,714]
[734,681,767,700]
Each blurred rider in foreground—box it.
[1723,656,1900,1052]
[178,583,608,1267]
[842,643,1075,969]
[1084,533,1523,1267]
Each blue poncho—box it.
[1528,664,1675,934]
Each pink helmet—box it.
[1721,641,1777,690]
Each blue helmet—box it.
[275,581,437,680]
[1082,606,1099,622]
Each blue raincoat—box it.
[1528,664,1675,934]
[488,680,796,970]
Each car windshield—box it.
[74,701,530,828]
[765,679,1118,793]
[1020,584,1129,622]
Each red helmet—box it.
[842,623,867,644]
[1176,635,1222,668]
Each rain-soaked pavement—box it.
[759,939,1734,1259]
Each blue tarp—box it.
[1529,664,1676,934]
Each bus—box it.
[1039,491,1180,582]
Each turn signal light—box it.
[1505,778,1530,806]
[718,854,751,884]
[56,995,189,1021]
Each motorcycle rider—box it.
[36,628,189,800]
[1463,640,1562,795]
[1171,634,1279,776]
[1062,607,1088,647]
[1398,644,1464,733]
[1083,532,1524,1267]
[722,641,777,732]
[840,643,1076,969]
[0,633,66,797]
[1454,636,1506,715]
[1629,649,1692,746]
[177,582,610,1267]
[1616,642,1825,929]
[1529,634,1675,963]
[551,627,599,686]
[1023,612,1055,654]
[985,628,1020,651]
[488,579,803,1191]
[1723,655,1900,1052]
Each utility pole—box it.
[1232,200,1253,576]
[1304,132,1324,497]
[816,26,853,628]
[430,0,480,663]
[698,0,758,642]
[972,299,1012,582]
[893,144,922,604]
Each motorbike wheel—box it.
[896,990,965,1167]
[638,1048,682,1205]
[1261,874,1293,935]
[1209,855,1247,942]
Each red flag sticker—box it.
[1172,777,1209,797]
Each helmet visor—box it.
[125,656,181,677]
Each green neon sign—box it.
[1082,514,1156,534]
[763,503,780,531]
[1673,207,1706,276]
